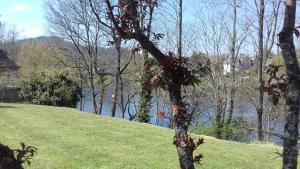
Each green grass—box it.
[0,103,287,169]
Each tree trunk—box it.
[215,62,224,139]
[98,74,105,115]
[256,108,263,140]
[226,0,237,133]
[137,1,154,123]
[279,1,300,168]
[137,50,152,122]
[79,79,84,111]
[266,113,271,142]
[111,40,121,117]
[177,0,183,58]
[120,76,126,118]
[257,0,265,141]
[169,83,195,169]
[90,77,98,114]
[215,92,223,139]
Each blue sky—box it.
[0,0,299,51]
[0,0,46,38]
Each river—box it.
[76,88,292,145]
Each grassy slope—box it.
[0,103,286,169]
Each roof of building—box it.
[0,49,19,71]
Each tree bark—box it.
[279,0,300,168]
[120,76,126,118]
[214,61,224,139]
[215,88,223,139]
[98,74,105,115]
[257,0,265,141]
[90,76,98,114]
[111,40,121,117]
[177,0,183,58]
[169,83,194,169]
[79,79,84,111]
[226,0,237,133]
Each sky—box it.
[0,0,46,38]
[0,0,299,51]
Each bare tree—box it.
[46,0,108,114]
[6,26,20,62]
[245,0,282,141]
[190,0,250,139]
[278,0,300,168]
[177,0,183,58]
[257,0,265,141]
[0,24,21,62]
[110,37,121,117]
[226,0,238,134]
[88,0,136,118]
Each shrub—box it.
[223,118,250,142]
[190,125,217,137]
[19,71,81,107]
[191,118,250,143]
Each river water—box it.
[76,88,291,145]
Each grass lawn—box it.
[0,103,289,169]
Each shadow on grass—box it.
[0,142,37,169]
[0,105,20,109]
